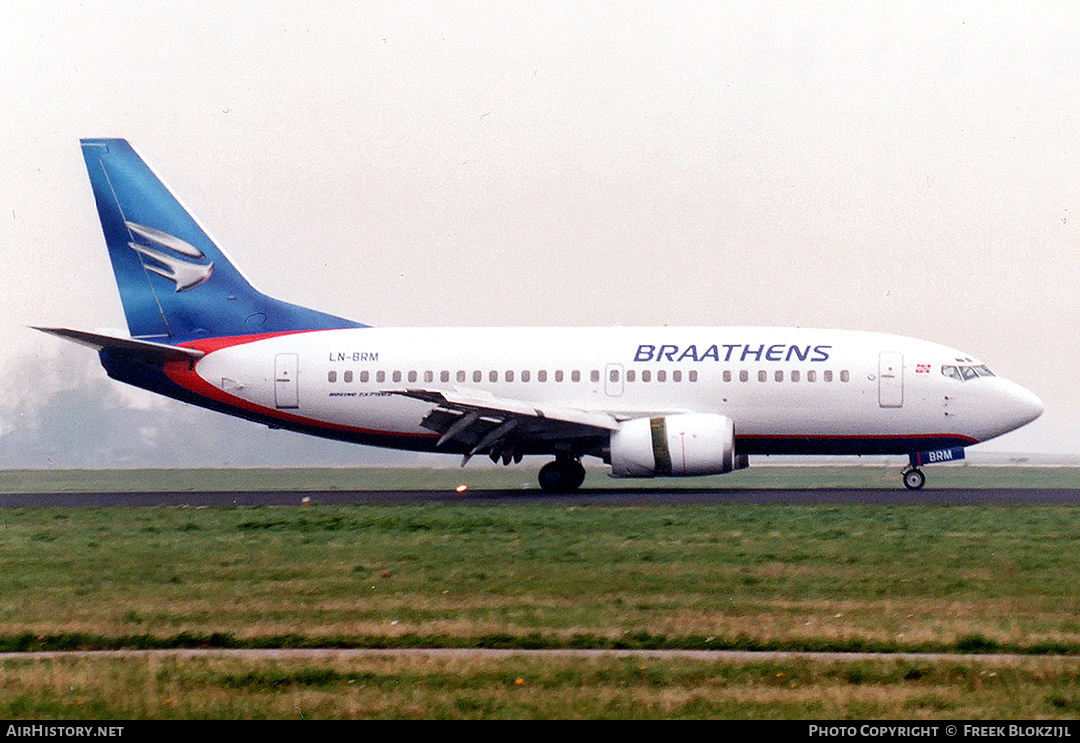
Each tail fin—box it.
[80,139,364,343]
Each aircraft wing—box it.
[390,388,619,464]
[32,327,205,363]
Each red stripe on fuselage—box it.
[178,330,320,355]
[164,331,438,440]
[739,433,979,444]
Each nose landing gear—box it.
[901,446,966,490]
[901,467,926,490]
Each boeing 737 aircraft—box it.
[37,139,1044,492]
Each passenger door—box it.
[275,353,299,409]
[878,352,903,408]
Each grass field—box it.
[2,466,1080,718]
[4,651,1080,719]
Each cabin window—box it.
[609,369,619,383]
[642,370,651,382]
[723,370,732,383]
[689,370,698,382]
[360,371,369,383]
[807,370,816,382]
[740,370,749,382]
[377,371,386,383]
[571,370,581,383]
[775,370,784,382]
[824,370,833,383]
[627,370,636,382]
[392,371,402,383]
[758,370,767,382]
[840,370,850,383]
[672,370,682,382]
[328,371,337,383]
[538,370,547,383]
[506,370,515,382]
[440,371,450,383]
[344,371,353,383]
[791,370,800,383]
[657,370,667,382]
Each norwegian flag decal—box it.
[916,363,931,374]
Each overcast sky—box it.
[1,1,1077,465]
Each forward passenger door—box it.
[878,352,903,408]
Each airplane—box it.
[36,138,1045,493]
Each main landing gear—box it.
[901,467,926,491]
[538,455,586,493]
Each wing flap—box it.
[392,388,618,464]
[400,388,619,431]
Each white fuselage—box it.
[174,326,1044,459]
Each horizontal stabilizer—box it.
[32,327,204,363]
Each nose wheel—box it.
[902,467,926,490]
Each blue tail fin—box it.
[80,139,364,342]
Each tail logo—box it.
[125,221,214,292]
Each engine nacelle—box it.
[609,413,747,478]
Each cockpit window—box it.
[943,364,993,381]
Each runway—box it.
[6,647,1080,665]
[3,487,1080,507]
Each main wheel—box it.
[902,467,926,490]
[538,458,586,493]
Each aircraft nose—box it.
[1001,381,1044,431]
[970,378,1044,443]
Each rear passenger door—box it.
[275,353,299,409]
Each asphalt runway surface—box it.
[3,487,1080,507]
